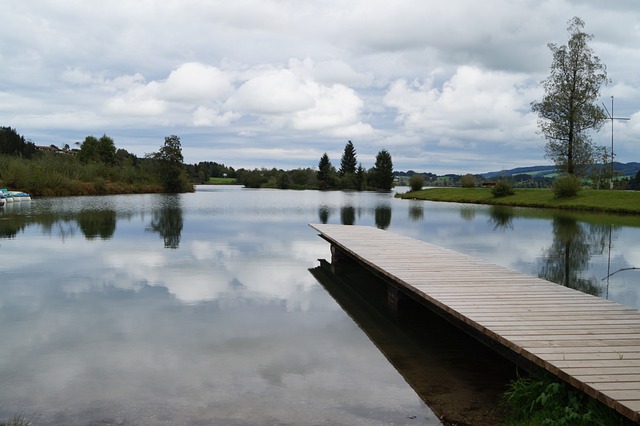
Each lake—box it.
[1,186,639,425]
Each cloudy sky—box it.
[2,1,639,174]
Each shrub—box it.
[553,174,581,198]
[0,151,161,196]
[491,179,514,197]
[338,172,357,190]
[94,177,107,194]
[408,174,425,191]
[460,173,477,188]
[502,374,633,426]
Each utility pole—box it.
[602,96,630,189]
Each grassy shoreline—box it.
[397,187,640,215]
[0,153,191,197]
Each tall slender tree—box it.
[531,17,608,176]
[153,135,191,193]
[317,152,335,189]
[339,140,357,176]
[370,149,394,191]
[630,169,640,190]
[355,163,366,191]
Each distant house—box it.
[35,145,76,155]
[35,145,58,152]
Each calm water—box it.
[1,186,639,425]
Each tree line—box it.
[0,126,38,158]
[221,141,394,191]
[184,140,395,191]
[1,126,396,195]
[0,127,193,195]
[318,141,394,191]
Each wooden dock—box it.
[310,224,640,423]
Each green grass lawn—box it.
[397,188,640,215]
[207,177,237,184]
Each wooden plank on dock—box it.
[310,224,640,423]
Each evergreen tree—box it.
[371,149,394,191]
[355,163,366,191]
[0,127,37,158]
[317,152,335,189]
[630,169,640,190]
[531,17,608,176]
[339,140,357,176]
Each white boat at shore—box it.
[1,188,31,204]
[15,192,31,202]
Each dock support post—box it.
[331,245,347,264]
[387,285,400,316]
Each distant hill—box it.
[483,165,556,179]
[483,162,640,179]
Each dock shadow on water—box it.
[310,258,518,426]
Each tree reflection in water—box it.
[538,215,606,296]
[1,211,77,241]
[488,206,514,231]
[408,201,424,222]
[459,206,476,222]
[318,205,331,224]
[375,203,391,229]
[77,210,116,240]
[147,198,183,249]
[0,215,28,238]
[340,205,355,225]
